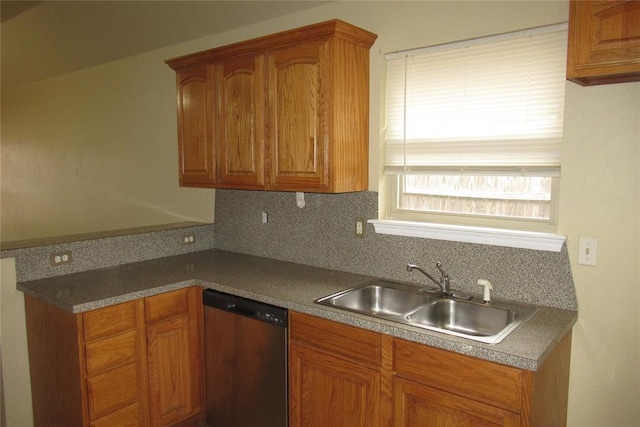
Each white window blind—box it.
[385,24,568,176]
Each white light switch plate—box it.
[578,237,598,266]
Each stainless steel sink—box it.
[315,280,435,321]
[316,280,537,344]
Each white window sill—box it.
[368,220,565,252]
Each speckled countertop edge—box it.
[18,249,577,371]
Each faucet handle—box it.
[435,262,448,278]
[435,262,450,287]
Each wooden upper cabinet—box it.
[166,19,377,192]
[215,54,266,189]
[567,0,640,85]
[267,41,326,191]
[175,65,216,186]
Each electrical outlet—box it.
[262,211,268,224]
[578,237,598,266]
[355,217,365,238]
[182,234,196,245]
[50,250,72,266]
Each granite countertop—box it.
[18,249,577,371]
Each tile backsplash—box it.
[213,190,577,311]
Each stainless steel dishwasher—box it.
[203,289,288,427]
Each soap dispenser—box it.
[477,279,493,304]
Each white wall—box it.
[1,2,638,425]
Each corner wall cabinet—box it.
[567,0,640,85]
[25,287,204,427]
[166,20,377,192]
[289,311,572,427]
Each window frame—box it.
[376,24,569,252]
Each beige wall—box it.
[1,2,639,426]
[1,47,215,242]
[0,258,32,427]
[559,82,640,425]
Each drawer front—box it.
[85,331,138,376]
[393,338,523,411]
[89,402,143,427]
[87,362,140,419]
[83,301,137,342]
[145,288,189,323]
[290,311,381,368]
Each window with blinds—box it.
[384,24,568,228]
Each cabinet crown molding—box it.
[166,19,378,70]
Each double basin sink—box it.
[316,280,537,344]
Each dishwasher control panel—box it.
[203,289,288,327]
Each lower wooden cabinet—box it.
[289,311,572,427]
[25,287,204,427]
[288,311,390,427]
[289,344,381,426]
[393,377,520,427]
[146,288,204,426]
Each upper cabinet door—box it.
[175,65,216,186]
[215,54,266,189]
[567,0,640,85]
[267,41,328,191]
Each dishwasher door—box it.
[203,290,288,427]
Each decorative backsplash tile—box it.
[213,190,577,311]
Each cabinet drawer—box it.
[85,331,138,376]
[90,402,143,427]
[145,288,189,323]
[393,338,523,411]
[83,301,137,342]
[290,311,381,368]
[87,362,140,419]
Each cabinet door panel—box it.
[147,316,192,425]
[568,0,640,84]
[176,65,216,186]
[216,54,266,188]
[268,42,328,190]
[394,377,520,427]
[289,343,380,427]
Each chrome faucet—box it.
[407,262,451,295]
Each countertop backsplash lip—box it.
[1,223,216,282]
[0,221,211,252]
[17,248,577,371]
